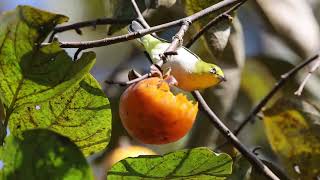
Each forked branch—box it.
[42,0,242,49]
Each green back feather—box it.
[140,34,162,53]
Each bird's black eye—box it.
[210,68,216,74]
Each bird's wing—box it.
[151,36,202,60]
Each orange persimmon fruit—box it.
[119,77,198,144]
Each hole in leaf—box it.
[6,127,10,136]
[293,164,301,174]
[35,105,41,110]
[0,160,4,170]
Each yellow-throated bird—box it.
[129,21,225,91]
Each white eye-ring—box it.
[210,68,216,74]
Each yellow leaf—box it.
[263,98,320,179]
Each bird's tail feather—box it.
[128,20,145,43]
[128,20,160,48]
[128,20,145,33]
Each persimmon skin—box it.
[119,77,198,144]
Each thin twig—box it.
[215,53,320,151]
[74,48,85,60]
[158,19,191,66]
[43,0,241,49]
[185,1,244,48]
[48,18,133,42]
[252,146,262,156]
[131,0,150,28]
[105,73,149,86]
[233,53,319,136]
[294,58,320,95]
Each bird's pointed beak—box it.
[219,75,227,82]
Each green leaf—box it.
[0,6,70,107]
[0,129,94,180]
[183,0,226,23]
[0,6,93,108]
[107,147,233,179]
[104,0,146,35]
[263,98,320,179]
[9,74,112,156]
[0,6,112,156]
[0,5,95,108]
[227,156,250,180]
[183,0,234,59]
[104,0,178,35]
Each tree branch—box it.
[294,58,320,96]
[191,91,279,180]
[48,18,133,42]
[130,0,150,28]
[157,20,191,67]
[43,0,241,49]
[105,73,149,86]
[185,1,245,48]
[233,53,319,136]
[216,53,319,153]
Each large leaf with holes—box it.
[0,6,112,156]
[263,98,320,179]
[9,74,111,156]
[107,147,233,179]
[0,5,71,107]
[0,129,94,179]
[0,5,95,109]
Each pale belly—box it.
[149,44,217,91]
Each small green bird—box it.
[129,21,225,91]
